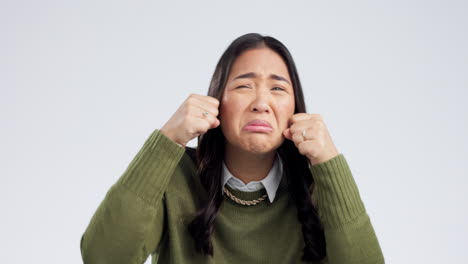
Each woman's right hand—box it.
[160,94,220,147]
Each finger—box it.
[202,110,221,129]
[290,117,327,136]
[289,113,325,126]
[192,116,217,135]
[187,104,218,121]
[188,97,219,117]
[283,128,292,140]
[190,94,220,108]
[289,113,312,126]
[206,116,220,129]
[197,104,219,118]
[289,120,311,135]
[186,104,219,129]
[292,131,305,146]
[204,95,220,108]
[213,118,220,128]
[200,111,219,128]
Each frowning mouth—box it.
[243,119,273,133]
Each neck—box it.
[224,144,276,184]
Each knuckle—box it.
[290,124,299,133]
[183,113,192,123]
[208,96,220,104]
[210,115,218,123]
[292,134,301,142]
[185,104,194,114]
[210,99,220,108]
[206,95,218,103]
[298,145,306,155]
[186,96,195,105]
[201,121,211,131]
[315,140,324,148]
[187,127,195,135]
[185,108,196,119]
[314,129,321,137]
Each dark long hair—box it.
[187,33,326,262]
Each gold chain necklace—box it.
[223,186,268,206]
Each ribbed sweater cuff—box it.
[117,129,185,207]
[309,154,366,228]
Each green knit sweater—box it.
[80,129,384,263]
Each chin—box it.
[241,135,284,154]
[245,143,272,154]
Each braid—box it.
[279,141,327,261]
[187,128,224,256]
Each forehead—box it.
[228,48,290,81]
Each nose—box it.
[250,89,270,113]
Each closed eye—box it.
[272,87,285,91]
[235,85,285,91]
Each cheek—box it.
[224,93,249,109]
[220,95,245,129]
[276,99,295,128]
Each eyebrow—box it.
[232,72,291,85]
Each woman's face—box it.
[220,47,295,154]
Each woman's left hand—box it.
[283,113,340,165]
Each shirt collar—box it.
[221,153,284,203]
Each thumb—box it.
[211,118,220,128]
[283,128,292,140]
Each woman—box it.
[80,33,384,263]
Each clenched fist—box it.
[160,94,220,147]
[283,113,340,165]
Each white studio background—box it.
[1,0,467,263]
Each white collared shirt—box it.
[221,153,284,203]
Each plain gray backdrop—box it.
[1,0,467,263]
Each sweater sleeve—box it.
[80,129,185,264]
[309,154,385,264]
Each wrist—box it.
[159,128,186,148]
[308,151,340,166]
